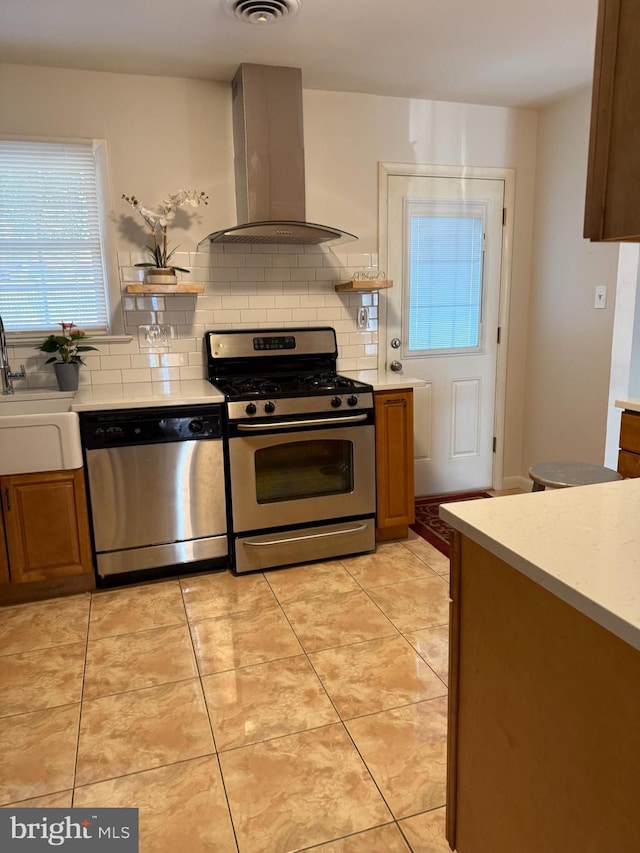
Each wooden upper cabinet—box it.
[584,0,640,241]
[2,469,93,583]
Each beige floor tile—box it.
[0,642,85,717]
[76,679,214,786]
[2,791,73,808]
[84,624,198,699]
[180,570,276,622]
[264,561,360,603]
[403,533,451,575]
[309,636,446,720]
[219,723,392,853]
[280,590,397,652]
[399,808,450,853]
[0,704,79,805]
[341,542,438,589]
[345,697,448,819]
[405,625,450,686]
[191,605,302,675]
[74,756,236,853]
[368,576,449,632]
[203,655,339,750]
[0,594,90,656]
[308,823,411,851]
[89,581,186,640]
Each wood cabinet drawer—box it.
[620,411,640,453]
[618,449,640,478]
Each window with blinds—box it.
[0,139,110,333]
[407,207,485,354]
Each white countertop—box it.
[440,478,640,651]
[615,397,640,413]
[71,379,224,412]
[343,369,426,390]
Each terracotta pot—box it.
[54,362,80,392]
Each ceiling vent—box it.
[223,0,301,25]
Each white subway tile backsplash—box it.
[92,370,123,385]
[211,268,239,282]
[122,368,153,383]
[54,247,381,390]
[150,367,181,381]
[238,268,265,282]
[179,365,206,380]
[272,254,299,268]
[290,268,315,281]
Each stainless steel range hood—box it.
[199,64,357,246]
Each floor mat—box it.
[410,491,493,558]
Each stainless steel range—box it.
[206,327,376,573]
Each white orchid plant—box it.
[122,189,209,272]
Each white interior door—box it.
[385,173,506,496]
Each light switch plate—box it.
[594,286,607,309]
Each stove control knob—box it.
[245,403,257,415]
[188,419,204,434]
[347,395,358,407]
[331,396,342,408]
[264,401,276,414]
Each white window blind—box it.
[408,213,484,353]
[0,139,109,333]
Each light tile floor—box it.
[0,530,453,853]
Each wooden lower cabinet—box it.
[447,531,640,852]
[374,389,415,540]
[618,409,640,477]
[0,509,9,585]
[1,468,93,584]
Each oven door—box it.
[227,415,375,533]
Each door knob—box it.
[389,360,403,372]
[390,337,401,349]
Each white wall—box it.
[522,87,620,473]
[1,63,539,482]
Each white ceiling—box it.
[1,0,598,109]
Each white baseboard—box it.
[499,474,532,492]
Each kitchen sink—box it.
[0,409,83,475]
[0,390,74,416]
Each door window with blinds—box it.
[0,139,112,333]
[405,199,488,355]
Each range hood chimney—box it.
[200,64,357,246]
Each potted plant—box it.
[36,322,98,391]
[122,189,209,284]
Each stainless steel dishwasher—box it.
[80,405,227,584]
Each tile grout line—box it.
[71,593,93,806]
[178,576,242,853]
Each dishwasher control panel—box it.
[79,405,223,449]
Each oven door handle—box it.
[243,522,369,547]
[236,414,369,431]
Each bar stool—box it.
[528,461,623,492]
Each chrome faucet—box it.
[0,315,26,395]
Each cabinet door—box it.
[0,514,9,585]
[2,469,93,583]
[375,390,415,535]
[584,0,640,241]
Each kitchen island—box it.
[440,480,640,853]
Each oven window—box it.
[255,439,354,503]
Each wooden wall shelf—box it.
[335,280,393,292]
[125,283,205,294]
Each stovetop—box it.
[212,371,369,401]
